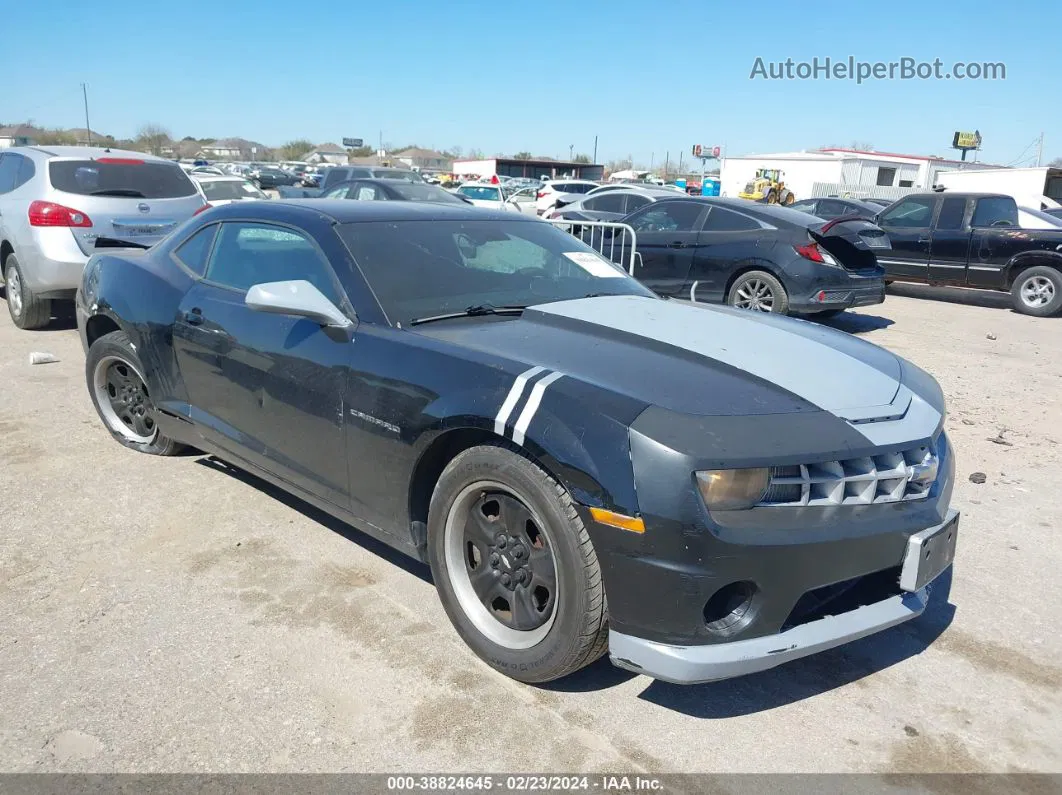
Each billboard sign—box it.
[342,137,364,148]
[952,130,982,150]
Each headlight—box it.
[696,468,770,511]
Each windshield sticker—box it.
[563,251,624,278]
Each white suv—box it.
[535,180,598,215]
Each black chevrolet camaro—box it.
[76,200,958,685]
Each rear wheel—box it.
[1011,266,1062,317]
[728,270,790,314]
[427,444,608,683]
[86,330,185,455]
[4,255,52,329]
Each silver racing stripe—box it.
[512,371,564,446]
[494,366,545,435]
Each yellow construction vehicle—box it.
[738,168,796,205]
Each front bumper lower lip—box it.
[609,587,929,685]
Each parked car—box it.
[1018,206,1062,229]
[605,197,888,316]
[873,192,1062,316]
[301,170,323,187]
[862,198,895,208]
[190,166,225,176]
[1043,207,1062,221]
[322,179,471,205]
[789,197,883,220]
[76,199,957,685]
[547,187,681,222]
[536,179,598,214]
[278,166,424,198]
[248,166,299,189]
[193,175,269,206]
[0,146,205,329]
[454,183,529,212]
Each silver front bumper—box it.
[609,510,958,685]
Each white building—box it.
[719,148,999,203]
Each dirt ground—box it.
[1,283,1060,774]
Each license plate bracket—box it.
[900,511,959,592]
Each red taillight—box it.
[28,200,92,228]
[96,157,144,164]
[194,203,213,215]
[794,242,825,263]
[536,191,546,198]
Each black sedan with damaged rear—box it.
[561,197,890,317]
[76,200,957,685]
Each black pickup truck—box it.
[874,192,1062,316]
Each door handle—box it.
[668,241,688,249]
[182,308,204,326]
[917,235,931,243]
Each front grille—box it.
[759,446,935,507]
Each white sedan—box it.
[455,183,538,215]
[192,175,269,206]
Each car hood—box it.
[417,295,943,435]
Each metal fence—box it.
[547,220,640,275]
[810,182,917,202]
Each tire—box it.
[728,270,790,314]
[426,444,608,683]
[86,330,185,455]
[1010,266,1062,317]
[4,254,52,329]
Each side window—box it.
[0,154,19,194]
[584,194,625,213]
[792,200,818,215]
[701,207,761,232]
[971,197,1018,228]
[936,198,967,231]
[205,222,343,304]
[816,200,847,219]
[879,197,936,228]
[623,194,651,213]
[628,201,705,232]
[324,185,351,199]
[173,224,218,276]
[11,155,34,190]
[354,185,383,201]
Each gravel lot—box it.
[1,285,1060,774]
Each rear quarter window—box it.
[50,160,197,198]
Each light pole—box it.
[569,144,574,160]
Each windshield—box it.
[458,185,502,201]
[389,183,465,203]
[200,180,267,201]
[50,159,197,198]
[338,219,655,325]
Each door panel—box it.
[927,196,971,284]
[876,196,937,281]
[625,201,708,296]
[690,206,767,301]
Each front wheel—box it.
[86,330,185,455]
[1011,266,1062,317]
[427,444,608,683]
[728,270,790,314]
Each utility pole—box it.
[592,135,598,164]
[1037,132,1044,167]
[81,83,92,145]
[650,152,654,171]
[664,151,669,179]
[569,144,574,161]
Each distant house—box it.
[63,128,111,146]
[0,124,39,148]
[393,147,452,171]
[203,138,247,159]
[303,143,348,165]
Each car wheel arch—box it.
[0,239,14,270]
[1004,253,1062,288]
[724,261,786,298]
[85,311,123,349]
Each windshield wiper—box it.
[89,188,147,197]
[410,304,527,326]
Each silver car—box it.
[0,146,205,329]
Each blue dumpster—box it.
[701,178,720,197]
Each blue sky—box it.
[2,0,1058,166]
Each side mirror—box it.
[245,280,352,328]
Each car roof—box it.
[14,145,178,162]
[904,192,1012,200]
[192,175,248,183]
[231,199,532,224]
